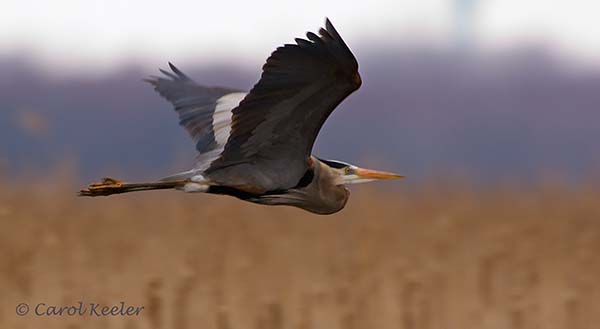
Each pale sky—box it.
[1,0,599,73]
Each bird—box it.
[79,18,403,214]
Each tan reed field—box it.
[1,176,599,329]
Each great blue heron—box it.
[80,18,403,214]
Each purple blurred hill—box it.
[1,45,599,183]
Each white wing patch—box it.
[161,92,246,182]
[213,92,246,146]
[196,92,246,171]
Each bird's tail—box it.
[78,177,189,197]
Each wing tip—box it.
[305,31,322,44]
[321,17,359,72]
[168,62,191,80]
[144,62,193,83]
[323,18,346,44]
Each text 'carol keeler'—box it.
[16,301,144,317]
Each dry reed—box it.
[0,178,599,329]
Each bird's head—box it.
[319,158,404,185]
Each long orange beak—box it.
[355,168,405,180]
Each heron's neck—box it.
[314,159,344,186]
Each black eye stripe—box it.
[317,158,350,169]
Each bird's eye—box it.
[344,167,352,174]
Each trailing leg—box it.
[79,177,190,196]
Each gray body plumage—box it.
[223,157,350,214]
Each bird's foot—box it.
[79,177,124,196]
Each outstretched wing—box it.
[206,19,361,190]
[145,63,246,171]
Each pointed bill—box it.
[355,168,405,180]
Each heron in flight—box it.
[80,19,403,214]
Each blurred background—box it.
[1,1,600,328]
[2,0,599,182]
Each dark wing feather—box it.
[206,19,361,190]
[145,63,242,154]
